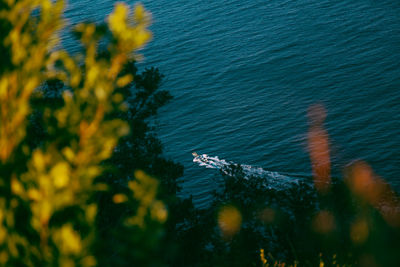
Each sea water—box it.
[63,0,400,208]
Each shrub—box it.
[0,1,168,265]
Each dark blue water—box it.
[64,0,400,208]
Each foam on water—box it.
[62,0,400,207]
[193,153,304,191]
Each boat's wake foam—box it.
[193,153,306,190]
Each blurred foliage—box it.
[177,105,400,267]
[2,1,399,266]
[179,162,400,266]
[0,0,187,266]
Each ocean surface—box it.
[63,0,400,208]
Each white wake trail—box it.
[192,153,302,190]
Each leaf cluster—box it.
[178,163,400,266]
[0,1,183,266]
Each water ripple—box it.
[63,0,400,207]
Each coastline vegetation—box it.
[0,1,399,266]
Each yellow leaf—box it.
[62,147,75,162]
[50,162,70,189]
[41,200,51,225]
[85,204,97,223]
[59,224,82,254]
[0,77,8,98]
[24,77,39,94]
[0,227,6,245]
[134,3,145,22]
[151,201,167,223]
[33,150,46,172]
[135,29,152,47]
[11,176,24,196]
[116,74,133,88]
[108,3,128,35]
[113,194,128,204]
[27,189,41,201]
[86,65,99,87]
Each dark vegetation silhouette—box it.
[177,113,400,266]
[0,1,196,265]
[1,1,400,266]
